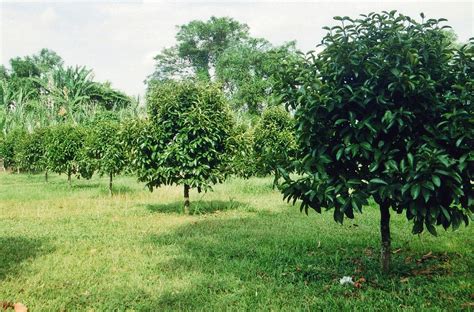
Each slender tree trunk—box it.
[380,201,391,273]
[184,184,190,214]
[109,172,113,197]
[272,168,280,189]
[45,169,48,182]
[67,170,71,187]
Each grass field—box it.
[0,173,473,311]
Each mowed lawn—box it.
[0,173,472,311]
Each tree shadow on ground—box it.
[71,182,101,190]
[111,184,136,195]
[146,199,247,215]
[139,213,472,310]
[95,184,136,196]
[0,236,50,281]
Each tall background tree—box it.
[275,11,473,272]
[147,16,298,116]
[149,17,250,82]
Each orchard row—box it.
[0,81,296,202]
[1,11,472,273]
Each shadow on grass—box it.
[0,236,50,281]
[142,215,342,309]
[141,214,471,310]
[112,184,136,194]
[146,199,246,215]
[71,182,101,189]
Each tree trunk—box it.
[109,172,113,197]
[184,184,190,214]
[67,170,71,187]
[45,170,48,182]
[380,201,391,273]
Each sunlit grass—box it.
[0,173,472,310]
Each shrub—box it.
[253,106,297,180]
[46,124,86,185]
[137,81,235,213]
[14,127,50,177]
[229,123,257,178]
[84,119,126,195]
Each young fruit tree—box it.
[84,119,126,195]
[253,106,297,181]
[136,81,235,213]
[0,128,26,172]
[14,127,50,179]
[275,11,473,272]
[119,117,147,175]
[46,124,87,186]
[229,123,257,179]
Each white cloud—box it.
[40,7,57,25]
[143,50,160,66]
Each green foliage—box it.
[32,48,64,74]
[149,47,193,82]
[1,49,133,135]
[45,124,87,180]
[0,65,8,80]
[12,131,30,172]
[149,17,249,82]
[229,123,257,178]
[0,133,3,165]
[84,120,126,178]
[13,127,50,173]
[4,49,63,106]
[442,29,463,49]
[0,131,12,169]
[38,66,132,120]
[9,56,41,79]
[0,79,40,133]
[217,41,299,115]
[136,81,235,192]
[0,128,26,170]
[118,117,148,175]
[148,17,299,116]
[276,12,473,236]
[253,106,297,178]
[176,16,250,80]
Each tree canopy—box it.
[149,17,250,82]
[253,106,297,179]
[275,11,473,272]
[84,118,126,195]
[147,16,299,115]
[135,81,235,212]
[45,124,86,184]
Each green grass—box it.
[0,173,472,311]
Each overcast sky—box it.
[1,1,472,96]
